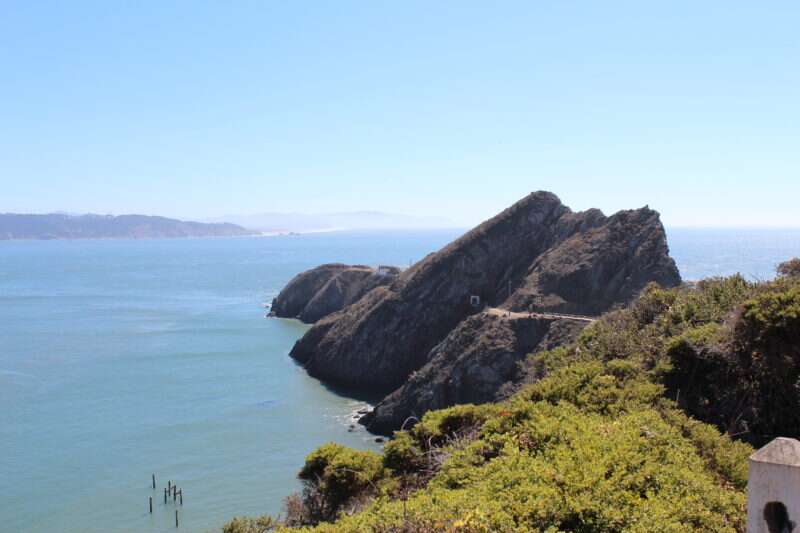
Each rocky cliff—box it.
[271,264,400,323]
[360,312,588,433]
[283,191,681,432]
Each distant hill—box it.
[207,211,459,233]
[0,213,257,240]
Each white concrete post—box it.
[747,437,800,533]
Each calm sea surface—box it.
[1,228,798,533]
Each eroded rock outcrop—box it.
[282,191,681,432]
[360,312,588,434]
[271,264,400,323]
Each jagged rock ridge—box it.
[283,191,681,433]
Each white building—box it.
[747,437,800,533]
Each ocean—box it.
[1,228,798,533]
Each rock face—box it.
[285,191,681,433]
[271,264,400,323]
[360,312,588,433]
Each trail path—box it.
[486,307,597,323]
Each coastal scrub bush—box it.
[660,275,755,330]
[520,360,664,416]
[382,431,424,474]
[231,271,800,532]
[656,407,751,489]
[223,515,278,533]
[527,273,799,444]
[412,404,498,447]
[296,443,387,522]
[631,282,677,325]
[272,361,749,533]
[729,283,800,442]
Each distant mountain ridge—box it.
[0,213,256,240]
[207,211,459,233]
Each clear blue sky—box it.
[1,1,798,227]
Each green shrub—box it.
[657,408,751,490]
[382,431,424,473]
[234,272,800,532]
[222,516,278,533]
[730,284,800,442]
[632,282,677,325]
[661,275,755,330]
[736,284,800,349]
[521,361,664,417]
[298,443,387,521]
[412,404,497,446]
[278,366,748,532]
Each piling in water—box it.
[179,489,183,506]
[149,496,153,514]
[164,487,167,504]
[152,474,156,490]
[175,509,179,528]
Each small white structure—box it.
[469,295,481,308]
[747,437,800,533]
[376,265,392,276]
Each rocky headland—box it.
[271,263,400,323]
[277,191,681,434]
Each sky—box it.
[1,1,798,228]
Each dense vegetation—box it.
[224,260,800,533]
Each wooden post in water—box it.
[168,480,171,492]
[164,487,168,504]
[152,474,156,490]
[179,490,183,506]
[175,509,179,528]
[149,496,153,514]
[173,484,177,502]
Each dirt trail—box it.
[486,307,597,323]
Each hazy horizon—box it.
[4,208,800,231]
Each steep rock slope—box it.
[505,207,681,315]
[271,264,399,323]
[290,192,680,401]
[360,312,587,433]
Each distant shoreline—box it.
[2,225,798,242]
[0,213,255,241]
[0,227,467,242]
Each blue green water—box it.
[1,229,798,533]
